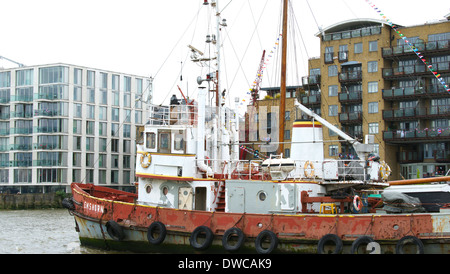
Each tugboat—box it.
[64,0,450,254]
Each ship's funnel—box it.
[290,120,324,162]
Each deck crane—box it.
[0,55,25,68]
[250,50,266,105]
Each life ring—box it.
[350,236,374,254]
[379,161,391,181]
[106,220,125,241]
[222,227,245,252]
[190,226,214,250]
[140,152,152,169]
[317,234,343,254]
[353,195,363,213]
[255,230,278,254]
[304,161,315,178]
[147,221,167,245]
[395,236,424,254]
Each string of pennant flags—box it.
[240,34,283,106]
[239,145,269,159]
[365,0,450,92]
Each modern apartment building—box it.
[0,63,151,193]
[299,17,450,180]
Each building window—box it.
[329,145,339,157]
[86,137,95,151]
[100,72,107,89]
[369,41,378,52]
[87,70,95,87]
[73,87,82,102]
[284,148,290,158]
[86,121,95,135]
[0,71,11,88]
[368,81,378,93]
[111,123,119,137]
[123,124,131,138]
[99,122,107,136]
[328,85,338,97]
[111,139,119,153]
[87,105,95,119]
[112,75,119,91]
[368,61,378,73]
[328,65,338,77]
[369,123,379,134]
[16,69,33,87]
[284,130,291,140]
[39,66,68,84]
[99,106,107,121]
[368,102,378,113]
[112,108,119,121]
[328,105,338,117]
[74,68,82,86]
[354,43,363,54]
[123,76,131,92]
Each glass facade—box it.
[0,64,150,193]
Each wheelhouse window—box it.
[159,132,170,153]
[173,131,185,153]
[146,132,156,149]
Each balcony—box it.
[383,61,450,80]
[435,150,450,163]
[383,85,450,100]
[339,91,362,104]
[339,71,362,83]
[301,75,321,87]
[383,128,450,143]
[300,94,321,106]
[9,144,32,151]
[383,107,427,121]
[382,40,450,58]
[339,112,362,125]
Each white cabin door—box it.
[178,187,193,210]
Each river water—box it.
[0,209,116,254]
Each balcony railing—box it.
[382,107,427,121]
[382,40,450,58]
[339,112,362,124]
[383,85,450,100]
[338,91,362,104]
[383,62,450,80]
[300,94,321,106]
[301,75,321,86]
[339,71,362,83]
[384,128,450,142]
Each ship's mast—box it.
[278,0,288,155]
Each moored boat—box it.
[64,0,450,254]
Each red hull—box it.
[68,183,450,254]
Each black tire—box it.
[395,236,424,254]
[317,234,343,254]
[147,221,167,245]
[62,198,74,210]
[255,230,278,254]
[222,227,245,252]
[350,236,374,254]
[106,220,125,241]
[190,226,214,250]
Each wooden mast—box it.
[278,0,288,155]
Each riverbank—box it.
[0,192,65,210]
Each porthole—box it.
[258,191,267,201]
[162,186,169,196]
[145,184,152,194]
